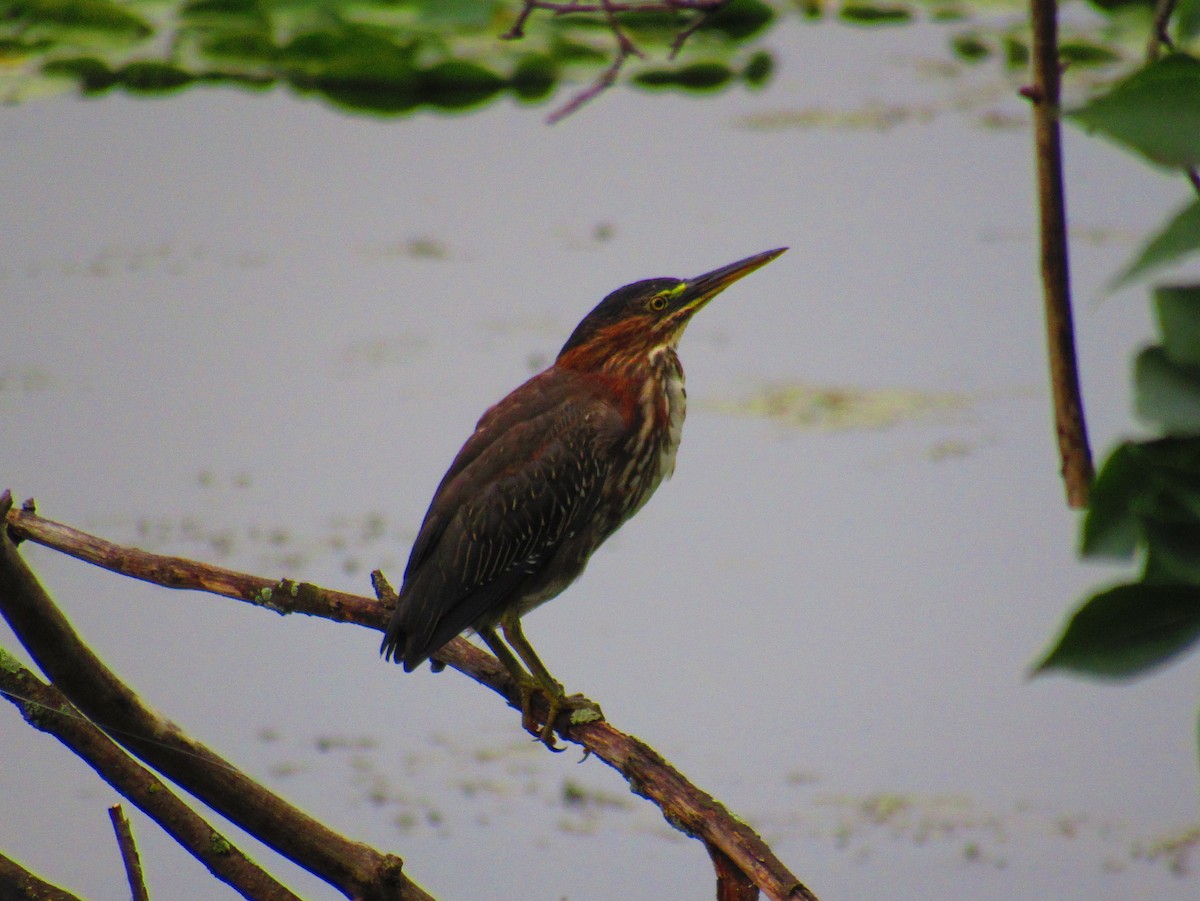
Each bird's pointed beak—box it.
[679,247,788,312]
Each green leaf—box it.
[1142,519,1200,583]
[1178,0,1200,42]
[1156,285,1200,367]
[839,3,914,24]
[1058,41,1121,66]
[13,0,152,39]
[1111,199,1200,289]
[699,0,775,40]
[1003,36,1029,68]
[951,33,990,62]
[416,61,504,110]
[633,62,732,91]
[510,54,556,101]
[116,61,193,93]
[1140,437,1200,520]
[743,50,773,87]
[1136,346,1200,433]
[41,55,114,92]
[1081,442,1144,558]
[412,0,501,28]
[1068,54,1200,168]
[179,0,268,30]
[1034,582,1200,678]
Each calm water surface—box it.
[3,19,1198,901]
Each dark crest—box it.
[558,277,681,358]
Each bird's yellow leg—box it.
[502,615,603,748]
[476,627,543,736]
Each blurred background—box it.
[3,1,1199,898]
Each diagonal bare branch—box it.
[0,493,433,901]
[0,652,301,900]
[0,850,82,901]
[5,496,817,901]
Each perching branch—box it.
[4,497,818,901]
[0,493,432,901]
[0,851,81,901]
[503,0,728,123]
[108,805,150,901]
[0,651,302,900]
[1024,0,1094,508]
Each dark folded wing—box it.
[382,379,623,668]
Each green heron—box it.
[382,247,786,747]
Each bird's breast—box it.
[612,350,686,523]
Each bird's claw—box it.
[516,684,603,751]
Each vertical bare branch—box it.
[710,840,760,900]
[108,805,151,901]
[1026,0,1094,508]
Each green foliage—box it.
[1180,0,1200,42]
[1057,40,1121,65]
[951,32,989,62]
[9,0,152,40]
[698,0,776,40]
[1068,54,1200,168]
[743,49,773,86]
[1157,285,1200,367]
[1137,346,1200,431]
[0,0,778,114]
[838,3,914,25]
[1068,55,1200,291]
[1111,200,1200,289]
[1046,287,1200,680]
[633,62,733,91]
[1035,583,1200,678]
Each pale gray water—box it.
[3,19,1198,901]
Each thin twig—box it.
[547,0,645,124]
[0,654,302,901]
[670,0,729,58]
[0,494,433,901]
[710,841,760,901]
[510,0,721,14]
[5,498,817,901]
[1025,0,1094,508]
[108,805,150,901]
[1186,167,1200,196]
[1146,0,1177,61]
[503,0,725,123]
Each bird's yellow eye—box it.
[648,294,669,312]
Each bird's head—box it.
[557,247,787,370]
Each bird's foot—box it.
[517,684,604,751]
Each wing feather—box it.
[382,373,624,668]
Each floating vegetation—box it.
[359,237,450,261]
[737,102,937,131]
[125,507,406,575]
[332,334,428,378]
[708,380,971,431]
[0,367,56,395]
